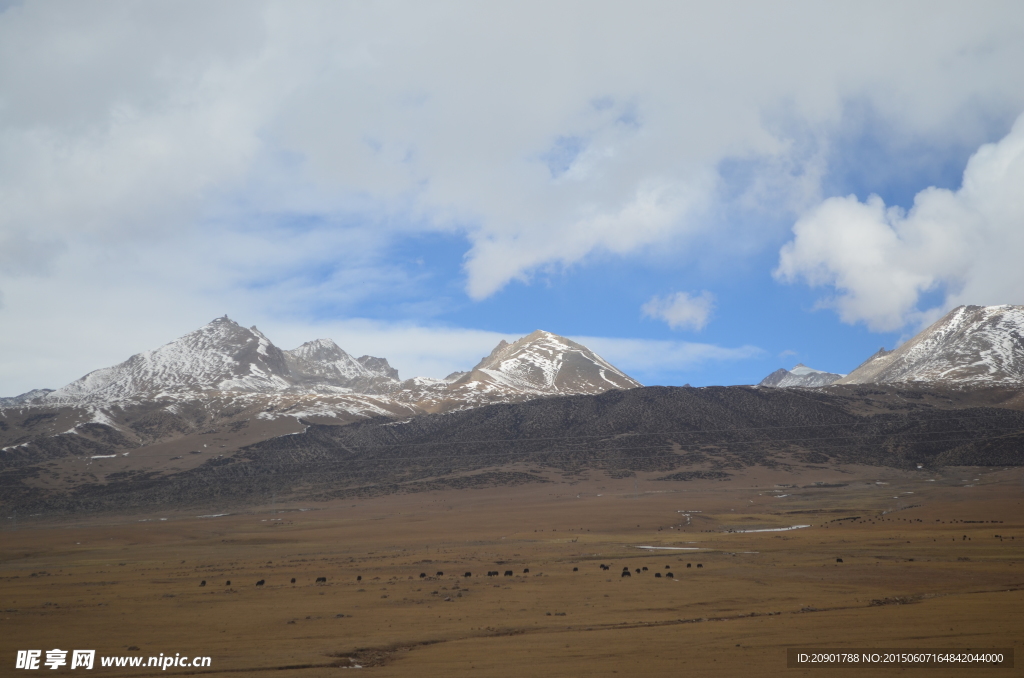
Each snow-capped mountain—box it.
[451,330,641,395]
[759,364,845,388]
[48,317,296,402]
[42,318,409,405]
[839,305,1024,386]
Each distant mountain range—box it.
[2,317,640,420]
[761,305,1024,389]
[8,304,1024,411]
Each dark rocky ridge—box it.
[3,384,1022,514]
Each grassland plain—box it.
[2,464,1022,677]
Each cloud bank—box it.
[2,1,1023,298]
[776,113,1024,332]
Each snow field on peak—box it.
[840,305,1024,386]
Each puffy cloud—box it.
[775,113,1024,331]
[641,290,716,331]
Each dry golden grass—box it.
[2,464,1022,676]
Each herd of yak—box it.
[195,562,710,588]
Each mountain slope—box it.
[839,305,1024,386]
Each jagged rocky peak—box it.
[50,316,294,402]
[282,341,400,395]
[759,363,845,388]
[284,339,367,382]
[839,304,1024,386]
[456,330,641,394]
[283,339,399,384]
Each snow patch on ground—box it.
[726,525,810,533]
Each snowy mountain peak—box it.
[49,317,294,403]
[458,330,641,394]
[759,363,845,388]
[283,338,368,386]
[283,339,400,393]
[290,337,343,356]
[839,304,1024,386]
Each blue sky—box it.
[2,1,1024,394]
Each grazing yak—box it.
[199,581,206,587]
[523,568,530,574]
[420,573,427,578]
[621,570,631,577]
[655,572,662,578]
[572,567,578,572]
[836,558,844,563]
[504,570,514,576]
[697,564,703,569]
[316,577,327,583]
[256,580,265,587]
[436,571,444,576]
[666,572,674,578]
[464,572,472,577]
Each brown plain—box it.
[2,464,1022,677]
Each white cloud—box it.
[775,112,1024,331]
[641,291,716,331]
